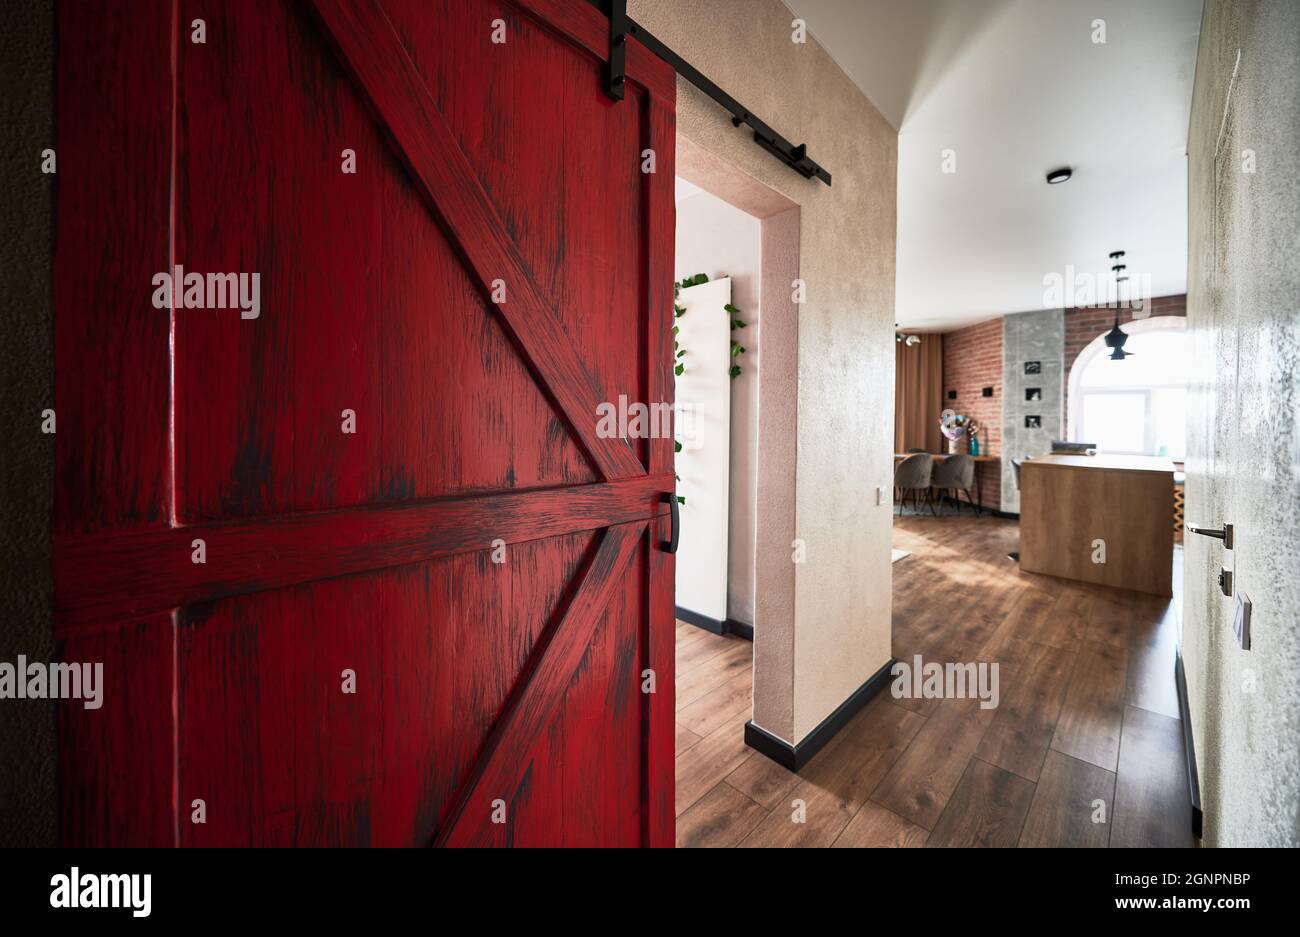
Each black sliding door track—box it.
[592,0,832,186]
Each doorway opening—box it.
[671,178,759,636]
[670,135,799,655]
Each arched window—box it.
[1068,317,1188,460]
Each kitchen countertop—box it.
[1024,454,1176,474]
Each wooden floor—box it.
[674,512,1194,848]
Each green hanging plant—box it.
[726,302,748,380]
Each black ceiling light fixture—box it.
[1104,315,1132,360]
[1046,166,1073,184]
[1105,251,1133,360]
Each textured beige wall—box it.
[755,205,801,738]
[1185,0,1300,847]
[635,0,898,742]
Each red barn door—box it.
[54,0,676,847]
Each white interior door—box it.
[674,277,732,622]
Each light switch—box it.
[876,485,889,506]
[1233,592,1252,651]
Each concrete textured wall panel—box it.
[1185,0,1300,847]
[1000,309,1064,514]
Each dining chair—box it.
[931,453,979,516]
[905,448,929,454]
[893,453,934,516]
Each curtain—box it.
[894,334,944,454]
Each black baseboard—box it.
[1174,648,1204,840]
[675,605,753,641]
[992,509,1020,520]
[728,619,754,640]
[744,657,897,771]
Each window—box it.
[1070,319,1188,460]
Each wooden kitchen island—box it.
[1019,454,1175,596]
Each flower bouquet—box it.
[938,409,967,454]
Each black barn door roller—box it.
[594,0,832,186]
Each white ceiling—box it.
[787,0,1203,331]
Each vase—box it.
[970,436,980,456]
[947,438,958,454]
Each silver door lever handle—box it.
[1186,523,1233,549]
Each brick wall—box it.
[1063,293,1187,420]
[940,317,1002,509]
[937,294,1186,511]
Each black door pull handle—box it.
[661,493,679,554]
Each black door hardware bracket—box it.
[592,0,832,186]
[605,0,628,101]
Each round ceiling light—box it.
[1046,167,1073,184]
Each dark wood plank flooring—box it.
[675,512,1194,848]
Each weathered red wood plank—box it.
[508,0,676,102]
[54,474,672,633]
[54,0,172,534]
[58,613,175,846]
[646,94,676,477]
[178,572,392,846]
[533,535,644,846]
[307,0,642,481]
[177,590,297,847]
[645,519,676,846]
[177,0,601,518]
[642,82,677,850]
[290,574,387,846]
[427,533,598,844]
[596,536,648,846]
[175,0,386,522]
[380,0,653,477]
[374,93,598,503]
[434,520,642,846]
